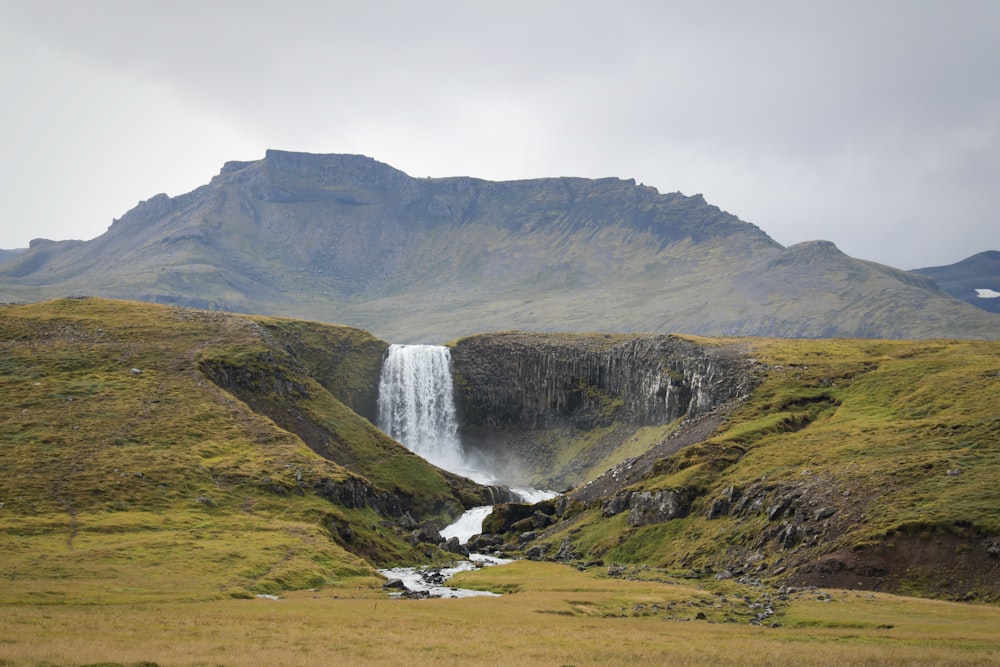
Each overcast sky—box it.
[1,1,997,269]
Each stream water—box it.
[376,345,555,597]
[379,553,512,599]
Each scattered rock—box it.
[555,537,583,561]
[524,543,550,560]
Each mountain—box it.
[1,149,997,341]
[911,251,1000,314]
[0,248,26,264]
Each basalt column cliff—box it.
[449,333,759,489]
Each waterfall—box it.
[377,344,467,473]
[378,344,557,543]
[439,506,494,543]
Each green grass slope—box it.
[520,338,1000,601]
[0,298,480,603]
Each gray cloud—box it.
[2,0,997,269]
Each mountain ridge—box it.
[912,250,1000,314]
[1,149,996,341]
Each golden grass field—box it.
[2,561,999,666]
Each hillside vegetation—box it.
[0,298,483,603]
[3,298,998,605]
[500,337,1000,601]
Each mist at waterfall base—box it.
[377,344,554,542]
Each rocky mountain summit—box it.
[1,149,996,340]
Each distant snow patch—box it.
[974,288,1000,298]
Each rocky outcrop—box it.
[311,476,403,518]
[452,333,756,430]
[481,501,558,535]
[704,477,851,556]
[449,332,758,487]
[602,489,692,526]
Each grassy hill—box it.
[498,336,1000,601]
[0,297,486,603]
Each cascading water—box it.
[377,344,467,474]
[377,344,555,545]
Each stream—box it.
[375,345,554,598]
[379,553,512,599]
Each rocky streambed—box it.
[380,553,512,599]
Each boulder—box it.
[626,489,690,526]
[602,494,629,518]
[409,526,443,546]
[481,502,535,534]
[441,536,469,556]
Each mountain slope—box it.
[912,250,1000,314]
[1,149,997,341]
[0,248,25,264]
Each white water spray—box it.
[377,344,466,473]
[439,506,494,544]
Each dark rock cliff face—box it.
[449,333,759,488]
